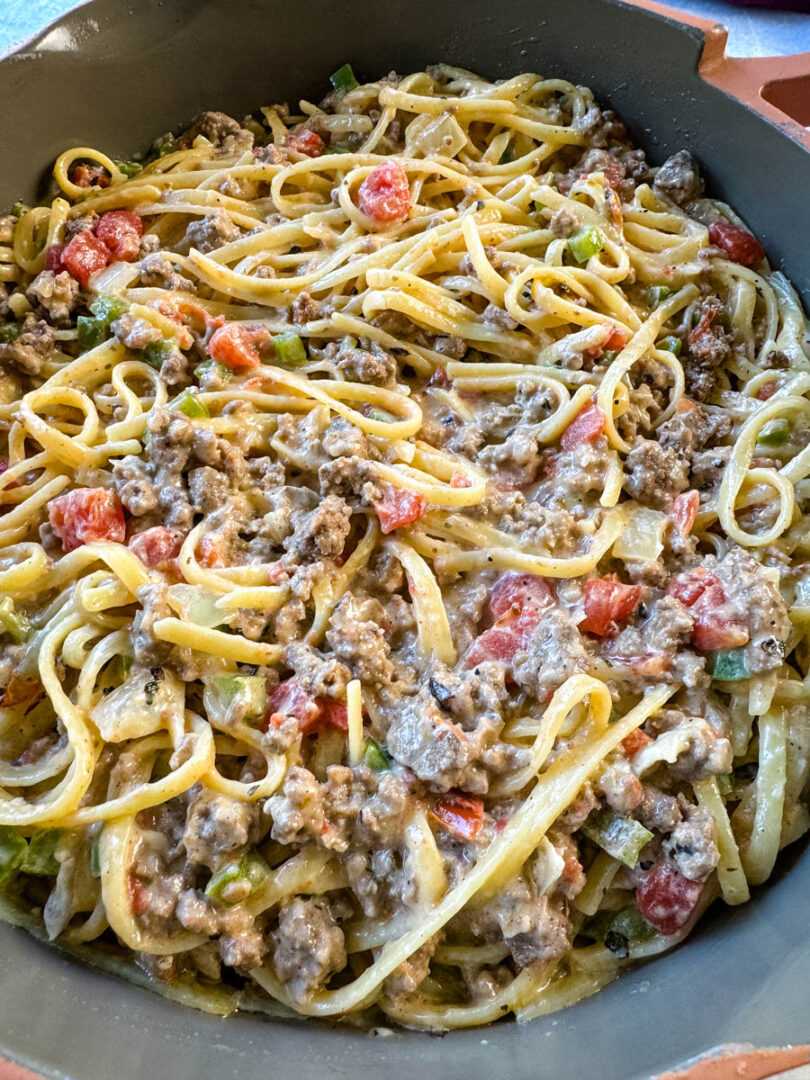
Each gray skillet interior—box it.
[0,1,809,1077]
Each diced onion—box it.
[91,666,184,742]
[613,508,668,563]
[167,584,230,628]
[404,112,467,159]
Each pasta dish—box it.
[0,64,808,1029]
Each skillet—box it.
[0,2,809,1077]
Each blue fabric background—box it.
[2,0,810,57]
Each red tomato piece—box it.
[373,486,426,534]
[636,861,704,936]
[95,210,143,262]
[489,571,553,624]
[198,535,225,568]
[621,728,653,758]
[757,381,777,401]
[585,323,629,361]
[560,402,605,451]
[689,297,721,348]
[463,625,522,667]
[128,526,184,569]
[44,244,65,272]
[263,678,348,736]
[357,160,411,224]
[48,488,126,552]
[708,220,766,267]
[667,569,749,651]
[579,577,642,636]
[450,472,471,489]
[606,325,628,351]
[128,875,150,915]
[285,130,325,157]
[690,604,749,652]
[432,791,485,842]
[208,322,266,369]
[264,678,321,733]
[62,231,110,287]
[598,158,625,191]
[319,699,349,733]
[668,566,718,608]
[70,163,110,188]
[670,490,700,537]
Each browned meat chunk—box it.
[272,897,346,1002]
[664,804,719,881]
[268,764,409,853]
[386,664,523,794]
[183,786,258,872]
[623,437,688,508]
[26,270,80,325]
[512,609,590,701]
[652,150,703,206]
[335,341,398,386]
[326,593,395,686]
[183,209,241,253]
[0,315,56,375]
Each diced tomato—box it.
[48,488,125,553]
[757,381,777,401]
[128,526,184,569]
[599,158,625,191]
[560,402,605,451]
[463,626,523,667]
[667,568,749,651]
[579,577,642,636]
[207,322,267,369]
[690,610,749,652]
[621,728,653,758]
[94,210,143,262]
[61,231,111,287]
[489,571,553,624]
[198,535,226,568]
[267,562,290,585]
[128,875,150,915]
[708,220,765,267]
[320,699,348,733]
[263,678,347,736]
[264,678,321,733]
[450,472,471,489]
[584,322,627,362]
[464,574,554,669]
[285,129,325,157]
[372,486,426,534]
[668,566,717,609]
[606,325,628,351]
[670,490,700,537]
[70,163,110,189]
[45,244,65,272]
[431,791,485,842]
[357,160,411,224]
[689,298,721,347]
[675,397,698,414]
[636,860,704,936]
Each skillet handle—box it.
[700,39,810,142]
[620,0,810,152]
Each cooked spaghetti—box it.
[0,64,808,1029]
